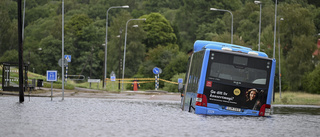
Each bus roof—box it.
[194,40,268,57]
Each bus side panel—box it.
[267,59,276,104]
[194,49,210,115]
[183,50,205,112]
[197,49,210,95]
[183,92,197,112]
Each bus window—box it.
[208,62,267,85]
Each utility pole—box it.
[18,0,24,103]
[118,28,123,90]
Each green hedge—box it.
[43,82,74,90]
[302,66,320,94]
[163,73,185,92]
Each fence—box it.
[105,78,179,85]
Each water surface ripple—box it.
[0,96,319,137]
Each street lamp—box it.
[278,17,284,98]
[104,5,129,89]
[121,18,146,91]
[254,1,262,51]
[273,0,278,58]
[210,8,233,44]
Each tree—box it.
[0,50,18,63]
[37,35,62,75]
[211,32,245,47]
[137,44,184,83]
[0,0,18,55]
[285,35,316,90]
[108,11,146,78]
[302,65,320,94]
[141,13,177,49]
[65,14,93,38]
[162,52,188,80]
[279,3,316,56]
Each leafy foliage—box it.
[1,0,320,92]
[302,65,320,94]
[142,13,177,49]
[0,50,19,62]
[163,73,186,92]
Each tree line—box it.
[0,0,320,93]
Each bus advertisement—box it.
[181,40,276,116]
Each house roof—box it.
[313,39,320,56]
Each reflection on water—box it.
[273,105,320,115]
[0,96,319,137]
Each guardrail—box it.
[67,75,85,80]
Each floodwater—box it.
[0,96,319,137]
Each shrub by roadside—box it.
[43,82,74,90]
[273,92,320,105]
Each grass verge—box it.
[273,91,320,105]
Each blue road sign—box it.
[153,67,160,75]
[178,78,183,83]
[47,70,57,81]
[64,55,71,62]
[111,76,116,81]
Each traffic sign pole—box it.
[65,65,68,85]
[155,76,158,90]
[47,70,57,101]
[153,67,162,90]
[51,81,53,101]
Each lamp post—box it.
[62,0,65,100]
[273,0,278,58]
[121,18,146,91]
[104,5,129,89]
[278,17,284,98]
[118,28,123,90]
[254,1,262,51]
[210,8,233,44]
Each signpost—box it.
[64,55,71,62]
[178,78,183,92]
[47,70,57,101]
[58,58,68,67]
[88,79,100,88]
[110,71,116,90]
[64,55,71,84]
[110,71,116,81]
[110,76,116,81]
[153,67,162,90]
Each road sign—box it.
[178,78,183,83]
[153,67,159,74]
[111,76,116,81]
[153,67,162,75]
[88,79,100,83]
[58,58,68,67]
[47,70,57,81]
[110,71,116,81]
[64,55,71,62]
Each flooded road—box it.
[0,96,319,137]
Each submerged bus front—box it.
[195,49,275,116]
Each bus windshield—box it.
[208,62,267,85]
[206,51,271,88]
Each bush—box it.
[130,74,154,90]
[43,82,74,90]
[302,66,320,94]
[163,73,185,92]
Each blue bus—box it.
[181,40,276,116]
